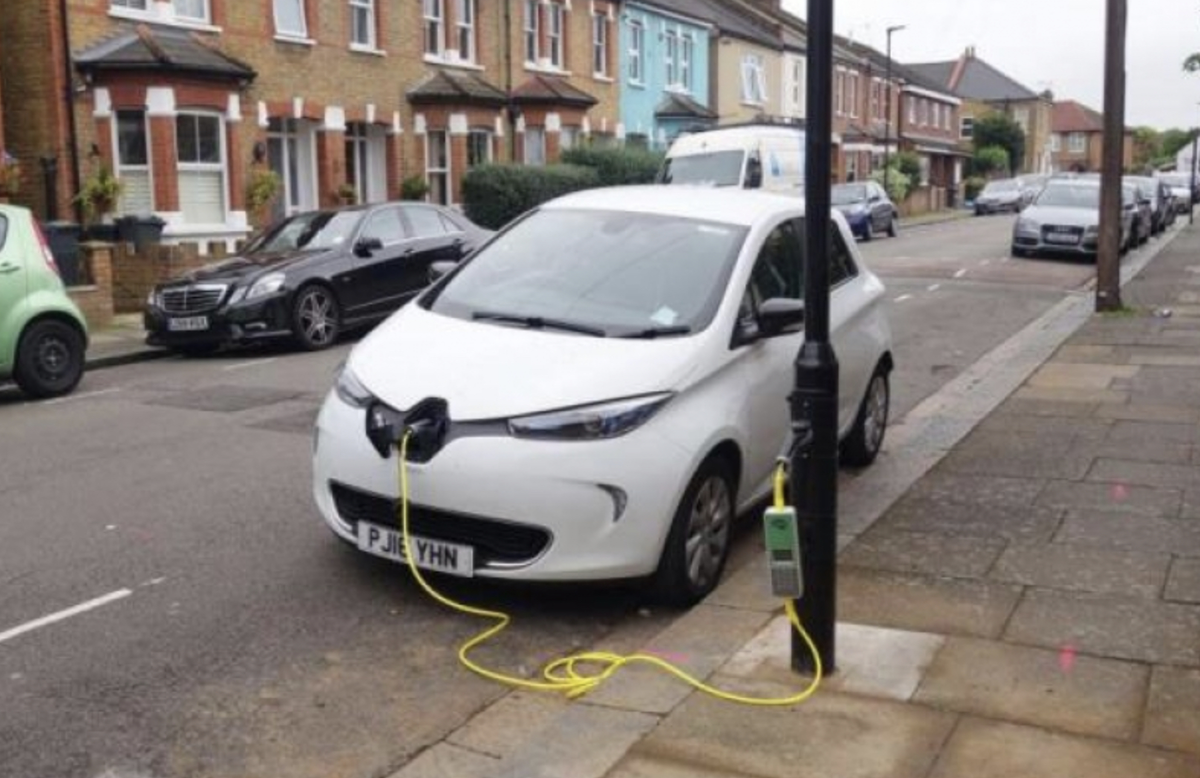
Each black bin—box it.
[116,214,167,251]
[43,221,83,286]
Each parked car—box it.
[1157,173,1196,213]
[313,187,894,605]
[974,179,1025,214]
[1011,179,1135,258]
[0,204,89,398]
[1016,175,1049,207]
[1124,180,1154,245]
[145,203,492,355]
[831,181,898,241]
[1127,176,1171,235]
[658,124,805,191]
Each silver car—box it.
[1011,180,1134,259]
[975,179,1025,215]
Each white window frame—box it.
[426,129,451,205]
[960,115,974,139]
[1051,133,1062,153]
[524,126,546,166]
[547,3,564,69]
[345,123,385,205]
[742,55,767,106]
[467,129,493,168]
[173,0,210,23]
[113,109,154,215]
[424,0,444,56]
[175,110,228,226]
[266,118,317,218]
[680,34,693,92]
[664,29,678,88]
[835,69,845,115]
[456,0,476,62]
[908,96,916,126]
[592,11,608,76]
[111,0,149,9]
[848,72,859,118]
[943,104,951,131]
[524,0,540,64]
[349,0,376,49]
[628,19,644,83]
[273,0,308,39]
[931,102,939,130]
[1068,132,1087,153]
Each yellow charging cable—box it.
[395,433,823,705]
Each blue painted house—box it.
[618,1,715,149]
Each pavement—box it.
[386,222,1200,778]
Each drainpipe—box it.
[503,0,516,161]
[59,0,83,223]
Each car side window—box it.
[361,207,407,246]
[406,206,449,239]
[830,225,858,287]
[0,214,8,252]
[439,212,464,234]
[748,219,804,305]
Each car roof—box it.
[543,185,805,226]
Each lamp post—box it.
[1096,0,1126,313]
[883,24,906,193]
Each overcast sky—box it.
[780,0,1199,130]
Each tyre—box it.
[861,223,873,242]
[841,367,889,468]
[887,213,898,238]
[292,285,341,351]
[1012,245,1027,258]
[13,319,85,399]
[651,457,736,607]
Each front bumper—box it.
[311,391,695,582]
[1012,226,1099,255]
[144,293,293,347]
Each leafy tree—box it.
[1131,127,1161,170]
[972,113,1025,173]
[869,166,910,203]
[1160,128,1195,160]
[893,151,922,186]
[972,145,1010,178]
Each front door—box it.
[0,212,29,372]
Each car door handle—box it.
[0,264,19,274]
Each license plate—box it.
[168,316,209,332]
[357,522,474,577]
[1046,233,1079,245]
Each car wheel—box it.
[1012,246,1027,258]
[651,457,735,607]
[887,214,898,238]
[13,319,85,399]
[292,285,341,351]
[841,367,889,468]
[861,223,873,242]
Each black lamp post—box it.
[791,0,839,675]
[883,25,905,193]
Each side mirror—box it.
[745,156,763,190]
[354,237,384,257]
[868,194,882,203]
[428,260,457,284]
[759,298,806,338]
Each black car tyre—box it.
[861,223,873,242]
[651,456,735,607]
[841,367,889,468]
[887,213,898,238]
[1012,245,1027,258]
[13,319,85,399]
[292,285,341,351]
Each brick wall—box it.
[110,242,215,314]
[68,242,115,329]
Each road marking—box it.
[980,259,991,266]
[43,388,122,406]
[953,269,968,279]
[223,357,279,372]
[927,284,941,292]
[894,294,914,303]
[0,589,133,645]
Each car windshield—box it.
[248,211,364,254]
[984,181,1018,194]
[426,208,748,337]
[658,151,746,187]
[1035,184,1100,209]
[832,184,868,205]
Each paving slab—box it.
[1094,402,1200,424]
[448,692,570,759]
[841,530,1007,578]
[493,703,658,778]
[913,637,1149,741]
[941,430,1096,480]
[1004,588,1200,666]
[389,743,500,778]
[631,687,957,778]
[903,472,1047,510]
[929,717,1200,778]
[1087,438,1193,465]
[1142,666,1200,756]
[876,496,1064,545]
[705,556,777,613]
[1054,344,1128,363]
[996,397,1100,418]
[720,618,945,703]
[839,568,1022,639]
[1013,386,1130,404]
[976,412,1111,439]
[605,754,748,778]
[1055,510,1200,556]
[989,543,1169,598]
[1088,459,1200,491]
[1164,558,1200,603]
[1129,352,1200,367]
[1035,479,1182,518]
[1028,362,1141,390]
[1106,420,1200,444]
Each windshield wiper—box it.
[619,326,693,339]
[472,311,607,337]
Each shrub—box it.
[972,145,1010,178]
[559,146,664,186]
[963,176,987,202]
[400,175,430,201]
[462,164,600,230]
[869,166,911,204]
[893,151,923,186]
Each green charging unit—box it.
[763,506,803,598]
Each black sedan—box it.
[145,203,491,354]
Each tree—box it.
[972,113,1025,173]
[1160,128,1195,160]
[893,151,922,186]
[972,145,1010,178]
[1131,126,1161,170]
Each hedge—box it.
[559,146,665,186]
[462,163,601,230]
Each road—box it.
[0,212,1118,778]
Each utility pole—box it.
[1190,132,1197,226]
[883,25,905,193]
[1097,0,1126,312]
[792,0,838,676]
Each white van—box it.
[657,125,806,191]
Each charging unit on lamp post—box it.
[764,506,803,598]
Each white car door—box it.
[829,222,877,433]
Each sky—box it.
[780,0,1200,130]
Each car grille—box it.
[330,482,551,566]
[159,284,227,314]
[1042,225,1084,240]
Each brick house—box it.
[0,0,622,248]
[1049,99,1133,173]
[895,64,967,207]
[832,36,903,185]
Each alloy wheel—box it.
[683,475,732,591]
[298,289,337,347]
[863,374,889,455]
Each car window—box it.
[659,151,746,187]
[830,226,858,287]
[250,210,364,253]
[406,207,450,238]
[0,214,7,252]
[439,212,464,234]
[360,207,407,246]
[748,219,803,304]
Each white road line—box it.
[980,259,991,266]
[927,284,941,292]
[954,269,968,279]
[0,589,133,645]
[223,357,279,372]
[894,294,914,303]
[43,388,122,406]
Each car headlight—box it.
[246,272,286,301]
[1016,217,1039,232]
[146,288,159,308]
[508,393,673,441]
[335,365,374,409]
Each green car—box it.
[0,204,88,398]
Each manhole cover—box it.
[146,385,302,413]
[249,407,321,435]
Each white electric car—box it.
[313,186,893,605]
